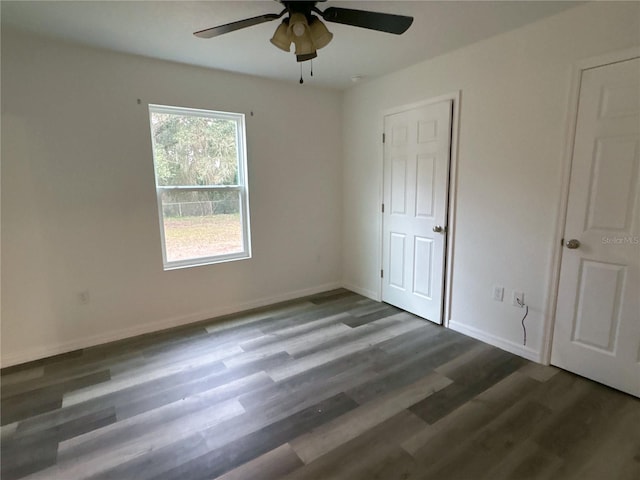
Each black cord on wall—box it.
[517,298,529,346]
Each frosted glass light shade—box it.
[270,20,292,52]
[309,17,333,49]
[288,13,309,38]
[293,30,315,56]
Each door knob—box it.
[433,225,444,233]
[565,239,580,249]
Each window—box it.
[148,105,250,269]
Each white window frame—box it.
[148,104,251,270]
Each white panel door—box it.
[382,100,452,323]
[552,58,640,397]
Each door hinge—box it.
[381,269,384,278]
[381,203,385,213]
[382,133,386,143]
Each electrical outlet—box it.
[78,290,90,305]
[513,291,525,308]
[492,285,504,302]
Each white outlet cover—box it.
[78,291,90,305]
[512,291,524,307]
[493,286,504,301]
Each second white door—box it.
[382,100,453,324]
[551,57,640,397]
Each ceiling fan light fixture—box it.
[270,19,292,52]
[309,17,333,50]
[288,12,309,37]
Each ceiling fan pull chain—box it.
[311,59,314,77]
[299,63,304,84]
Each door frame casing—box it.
[542,46,640,365]
[378,91,461,327]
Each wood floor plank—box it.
[0,367,44,387]
[518,361,561,383]
[238,312,351,351]
[0,422,18,440]
[239,357,380,424]
[11,358,232,438]
[1,436,58,480]
[88,430,211,480]
[289,313,427,360]
[3,407,117,480]
[480,439,564,480]
[91,393,356,480]
[223,321,352,368]
[309,290,360,305]
[346,301,390,317]
[374,321,448,356]
[15,407,117,444]
[531,378,631,458]
[282,410,427,480]
[61,348,235,407]
[236,346,391,422]
[115,356,281,420]
[259,304,357,335]
[59,374,269,462]
[29,399,245,480]
[78,327,210,367]
[348,332,473,405]
[555,396,640,480]
[2,289,638,480]
[290,371,451,463]
[408,347,526,424]
[402,371,540,456]
[2,358,135,400]
[433,342,493,377]
[416,399,553,479]
[1,369,111,425]
[0,350,83,377]
[267,313,425,381]
[342,308,394,328]
[203,302,315,336]
[362,446,423,480]
[406,371,595,479]
[213,444,304,480]
[150,393,358,480]
[87,355,378,479]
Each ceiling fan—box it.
[194,1,414,64]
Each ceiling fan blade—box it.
[194,11,285,39]
[319,7,413,35]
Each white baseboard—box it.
[1,281,342,368]
[448,320,543,363]
[341,282,381,302]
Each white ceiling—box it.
[1,1,581,89]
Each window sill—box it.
[163,253,251,271]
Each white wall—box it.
[1,29,343,366]
[342,2,640,361]
[3,2,639,368]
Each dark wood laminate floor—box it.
[1,289,639,480]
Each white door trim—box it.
[377,91,461,327]
[542,47,640,365]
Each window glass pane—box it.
[148,105,250,269]
[161,190,243,263]
[150,113,239,186]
